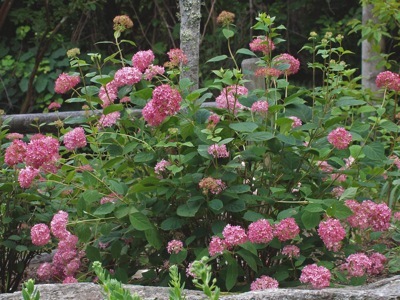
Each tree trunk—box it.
[179,0,201,90]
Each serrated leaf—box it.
[339,187,358,201]
[301,210,321,229]
[229,122,258,132]
[129,212,153,231]
[93,202,115,215]
[206,55,228,63]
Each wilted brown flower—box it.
[113,15,133,32]
[217,11,235,27]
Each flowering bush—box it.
[2,12,400,293]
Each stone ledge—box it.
[1,275,399,300]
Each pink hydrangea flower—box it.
[154,159,171,174]
[394,211,400,221]
[331,186,345,198]
[54,73,80,94]
[345,200,391,231]
[216,85,248,114]
[248,219,274,244]
[25,136,60,169]
[222,224,247,248]
[100,193,120,205]
[368,252,387,275]
[50,210,70,240]
[317,218,346,251]
[249,36,275,55]
[97,111,121,129]
[327,127,352,150]
[207,113,220,126]
[167,239,183,254]
[300,264,331,288]
[166,48,188,67]
[198,177,226,195]
[208,144,229,158]
[255,67,282,78]
[273,53,301,75]
[62,276,78,284]
[281,245,300,258]
[5,139,27,166]
[36,262,52,281]
[18,166,40,188]
[144,65,165,80]
[250,275,279,290]
[31,223,51,246]
[376,71,400,92]
[142,101,167,126]
[208,236,226,256]
[63,127,87,151]
[132,50,155,72]
[98,81,118,108]
[289,116,302,128]
[113,66,142,87]
[317,161,334,173]
[273,218,300,241]
[48,102,62,110]
[342,253,372,277]
[6,132,24,140]
[251,100,269,115]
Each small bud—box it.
[67,48,80,58]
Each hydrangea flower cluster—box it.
[166,48,188,67]
[289,116,302,128]
[54,73,80,94]
[100,192,121,205]
[208,236,226,256]
[273,218,300,241]
[249,36,275,55]
[281,245,300,258]
[345,200,391,231]
[317,218,346,251]
[207,144,229,158]
[251,100,269,115]
[198,177,226,195]
[154,159,171,175]
[215,85,248,114]
[63,127,87,151]
[247,219,274,244]
[222,224,248,247]
[272,53,300,75]
[255,67,282,78]
[97,111,121,129]
[299,264,331,288]
[207,113,221,129]
[250,275,279,290]
[376,70,400,92]
[340,252,387,277]
[167,239,184,254]
[31,223,51,246]
[327,127,352,150]
[132,50,155,72]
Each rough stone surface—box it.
[1,276,399,300]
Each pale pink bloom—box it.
[29,133,45,140]
[132,50,155,72]
[186,262,196,278]
[36,262,52,281]
[31,223,51,246]
[144,65,165,80]
[248,219,274,244]
[300,264,331,288]
[345,200,370,230]
[376,71,400,91]
[97,111,120,129]
[62,276,78,284]
[6,132,24,140]
[367,252,387,275]
[345,200,391,231]
[64,258,81,276]
[251,100,269,114]
[394,211,400,221]
[330,173,347,183]
[273,218,300,241]
[249,36,275,55]
[317,161,333,173]
[25,136,60,169]
[255,67,282,78]
[327,127,352,150]
[63,127,87,151]
[50,210,70,240]
[167,239,183,254]
[208,236,226,256]
[281,245,300,258]
[167,48,188,67]
[222,224,247,248]
[198,177,226,195]
[113,66,142,87]
[207,113,220,125]
[344,156,355,169]
[151,84,182,116]
[250,275,279,290]
[98,81,118,108]
[154,159,171,174]
[48,102,61,110]
[318,218,346,252]
[208,144,229,158]
[216,85,248,113]
[100,193,120,205]
[289,116,302,128]
[273,53,301,75]
[120,96,131,103]
[5,139,27,166]
[142,100,167,126]
[18,166,40,188]
[342,253,372,277]
[331,186,345,198]
[389,155,400,169]
[54,73,80,94]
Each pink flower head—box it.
[222,224,247,248]
[317,161,334,173]
[208,236,226,256]
[289,116,302,128]
[216,85,248,114]
[166,48,188,67]
[97,111,120,129]
[317,218,346,252]
[154,159,171,174]
[345,200,391,231]
[5,139,27,166]
[37,262,52,281]
[63,127,87,151]
[100,193,120,205]
[50,210,70,240]
[142,100,167,126]
[248,219,274,244]
[6,132,24,140]
[167,239,183,254]
[98,81,118,108]
[394,211,400,221]
[376,71,400,92]
[250,275,279,290]
[207,113,220,126]
[18,166,40,188]
[331,186,345,198]
[48,102,62,110]
[25,136,60,169]
[198,177,226,195]
[54,73,80,94]
[281,245,300,258]
[31,223,51,246]
[345,200,370,230]
[273,218,300,241]
[113,66,142,87]
[208,144,229,158]
[273,53,301,75]
[186,262,196,278]
[342,253,372,277]
[367,252,387,275]
[300,264,331,288]
[152,84,182,116]
[144,65,165,81]
[132,50,155,72]
[62,276,78,284]
[255,67,282,78]
[251,100,269,115]
[249,36,275,55]
[327,127,352,150]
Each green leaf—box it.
[229,122,258,132]
[129,212,153,231]
[93,202,115,216]
[304,203,325,213]
[226,184,250,194]
[82,190,102,205]
[207,55,228,63]
[161,217,186,230]
[177,196,204,217]
[326,202,353,219]
[15,245,28,252]
[242,211,265,222]
[245,131,274,142]
[362,143,386,161]
[82,171,100,186]
[236,249,258,272]
[75,223,92,243]
[336,97,366,106]
[85,245,101,261]
[225,199,246,212]
[236,48,256,56]
[339,187,358,201]
[134,152,155,163]
[225,261,238,291]
[222,28,235,39]
[103,104,123,115]
[301,210,321,229]
[169,249,187,264]
[145,227,162,250]
[208,199,223,212]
